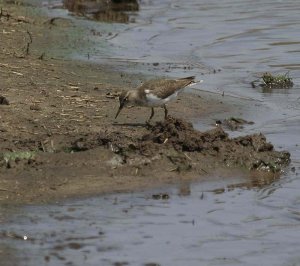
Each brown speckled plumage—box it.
[115,76,198,122]
[138,76,195,99]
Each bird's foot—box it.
[164,114,171,120]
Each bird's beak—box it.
[115,105,123,119]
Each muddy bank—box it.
[0,3,290,205]
[71,116,289,172]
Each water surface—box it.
[1,170,300,266]
[1,0,300,265]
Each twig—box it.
[183,152,192,161]
[0,188,16,193]
[0,63,21,69]
[168,167,178,172]
[12,71,23,76]
[200,168,208,174]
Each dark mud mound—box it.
[71,117,290,173]
[143,117,289,171]
[143,116,227,152]
[228,134,290,171]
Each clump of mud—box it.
[0,96,9,105]
[216,117,254,131]
[71,117,290,173]
[143,117,227,152]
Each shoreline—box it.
[0,3,290,205]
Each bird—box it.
[115,76,201,122]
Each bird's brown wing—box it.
[138,76,195,99]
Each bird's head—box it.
[115,91,131,119]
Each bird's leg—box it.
[163,104,168,119]
[148,107,155,122]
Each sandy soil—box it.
[0,3,290,205]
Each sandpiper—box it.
[115,76,200,121]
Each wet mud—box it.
[0,3,290,205]
[72,116,290,173]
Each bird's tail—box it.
[179,76,195,80]
[179,76,203,86]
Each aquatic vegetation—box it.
[260,72,294,89]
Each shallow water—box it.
[1,170,300,266]
[1,0,300,265]
[75,0,300,95]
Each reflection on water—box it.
[63,0,139,22]
[54,0,300,119]
[93,0,300,87]
[1,169,300,266]
[212,171,281,194]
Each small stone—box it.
[0,96,9,105]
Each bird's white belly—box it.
[145,92,178,107]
